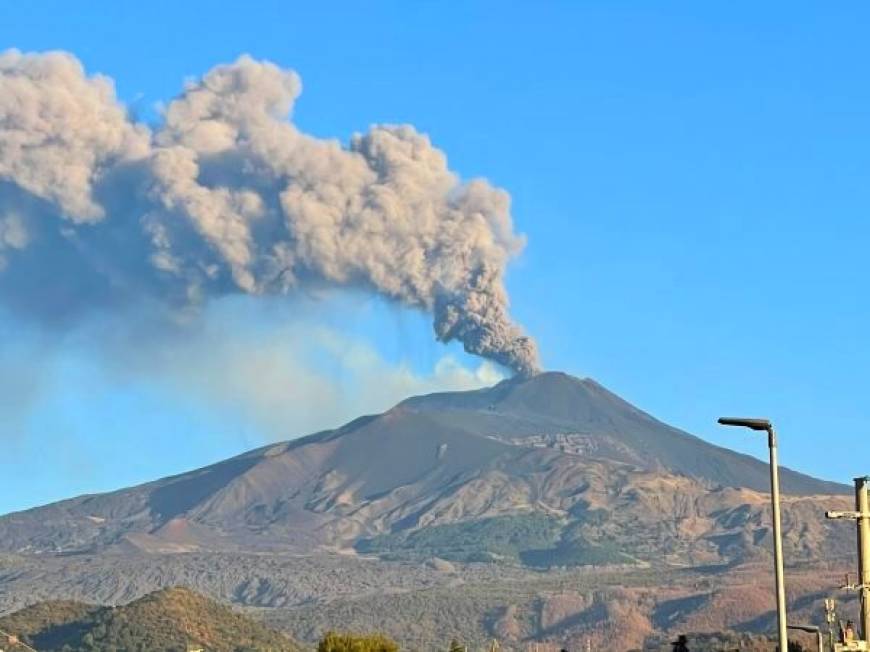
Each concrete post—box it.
[855,477,870,644]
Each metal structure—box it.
[718,417,788,652]
[827,599,840,651]
[789,624,824,652]
[826,477,870,650]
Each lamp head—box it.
[717,417,772,432]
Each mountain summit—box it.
[0,372,855,651]
[0,372,847,564]
[399,371,843,495]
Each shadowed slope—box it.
[0,372,847,558]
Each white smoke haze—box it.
[0,49,539,375]
[0,296,506,443]
[0,321,49,438]
[129,313,507,438]
[0,296,504,514]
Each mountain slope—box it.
[398,372,843,495]
[0,586,300,651]
[0,372,857,652]
[0,372,848,564]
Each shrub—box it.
[317,630,400,652]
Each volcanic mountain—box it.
[0,372,849,567]
[0,372,859,651]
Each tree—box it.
[317,630,400,652]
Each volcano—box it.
[0,372,856,650]
[0,372,847,561]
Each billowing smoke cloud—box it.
[0,50,539,375]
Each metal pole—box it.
[788,625,823,652]
[855,477,870,643]
[768,426,789,652]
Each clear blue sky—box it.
[1,1,868,514]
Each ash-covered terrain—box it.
[0,372,857,649]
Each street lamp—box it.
[788,624,823,652]
[718,417,788,652]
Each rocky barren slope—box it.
[0,372,858,649]
[0,373,848,559]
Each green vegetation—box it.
[518,515,633,568]
[355,514,563,563]
[0,587,299,652]
[317,631,399,652]
[568,499,611,525]
[519,537,631,568]
[355,513,633,569]
[0,600,99,650]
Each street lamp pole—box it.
[767,425,789,652]
[719,417,789,652]
[788,624,823,652]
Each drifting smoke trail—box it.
[0,50,539,375]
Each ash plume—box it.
[0,50,539,375]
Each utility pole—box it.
[826,476,870,645]
[857,477,870,643]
